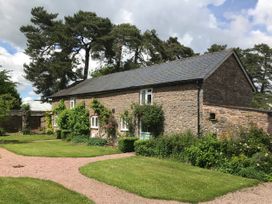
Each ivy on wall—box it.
[90,99,117,140]
[122,103,165,137]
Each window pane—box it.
[96,117,98,127]
[141,90,146,104]
[147,94,152,104]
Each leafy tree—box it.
[164,37,194,60]
[0,69,21,109]
[21,103,31,134]
[92,24,144,77]
[237,44,272,109]
[142,29,167,65]
[21,7,81,101]
[64,11,112,79]
[206,44,227,53]
[22,7,195,98]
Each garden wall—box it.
[202,105,272,135]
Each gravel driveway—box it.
[0,147,271,204]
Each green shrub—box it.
[55,129,61,139]
[239,126,272,154]
[22,128,31,135]
[237,167,268,181]
[135,139,157,156]
[0,127,5,136]
[68,104,89,135]
[184,134,222,168]
[118,137,138,152]
[88,137,107,146]
[57,109,70,130]
[155,132,197,158]
[219,154,251,174]
[71,135,89,144]
[250,151,272,174]
[45,128,54,135]
[61,129,71,139]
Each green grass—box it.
[0,134,55,144]
[0,134,120,157]
[0,177,93,204]
[80,156,259,203]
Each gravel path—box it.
[0,147,271,204]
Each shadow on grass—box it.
[0,140,29,144]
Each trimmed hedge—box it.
[61,129,71,139]
[0,127,5,136]
[55,130,61,139]
[118,137,138,152]
[88,137,107,146]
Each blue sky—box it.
[208,0,257,22]
[0,0,271,102]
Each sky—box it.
[0,0,272,104]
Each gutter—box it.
[196,80,202,137]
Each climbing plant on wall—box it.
[90,99,117,140]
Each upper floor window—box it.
[69,97,76,109]
[120,118,129,132]
[140,88,153,105]
[91,116,99,129]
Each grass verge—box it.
[0,177,93,204]
[80,156,259,203]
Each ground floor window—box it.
[120,118,129,131]
[53,115,58,127]
[139,121,151,140]
[91,116,99,129]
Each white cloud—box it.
[248,0,272,32]
[22,98,52,111]
[0,46,31,92]
[1,0,271,53]
[179,33,194,46]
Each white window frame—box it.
[69,97,76,109]
[90,116,99,129]
[139,120,151,140]
[120,118,129,132]
[140,88,153,105]
[53,115,58,127]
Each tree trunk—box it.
[83,47,91,80]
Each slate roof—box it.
[51,49,254,98]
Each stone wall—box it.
[202,105,272,135]
[52,83,200,136]
[203,54,253,107]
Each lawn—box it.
[0,134,55,143]
[0,177,93,204]
[80,156,259,203]
[0,134,120,157]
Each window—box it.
[69,97,76,109]
[139,120,151,140]
[120,118,129,131]
[53,115,58,127]
[140,88,153,105]
[209,113,216,121]
[91,116,99,129]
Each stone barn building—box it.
[50,49,272,138]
